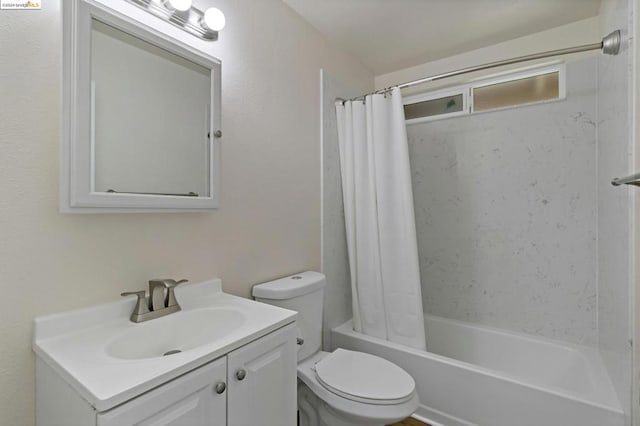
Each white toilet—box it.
[253,271,419,426]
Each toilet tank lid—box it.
[252,271,326,300]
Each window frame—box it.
[402,63,566,124]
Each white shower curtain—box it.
[335,88,426,350]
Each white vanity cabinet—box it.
[37,324,297,426]
[227,323,297,425]
[97,356,228,426]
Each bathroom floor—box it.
[388,418,430,426]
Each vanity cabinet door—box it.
[97,357,227,426]
[227,324,297,426]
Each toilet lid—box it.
[314,349,415,404]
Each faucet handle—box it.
[159,279,188,288]
[121,290,150,318]
[165,279,188,288]
[165,279,188,307]
[148,278,187,289]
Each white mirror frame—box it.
[62,0,221,212]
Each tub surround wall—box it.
[323,19,618,349]
[597,0,633,421]
[0,1,372,424]
[407,58,598,345]
[633,0,640,422]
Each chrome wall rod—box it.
[349,30,621,102]
[611,172,640,187]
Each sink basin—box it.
[106,308,246,360]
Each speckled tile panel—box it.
[407,58,598,345]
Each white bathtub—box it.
[331,315,624,426]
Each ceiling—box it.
[282,0,602,75]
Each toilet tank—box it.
[252,271,325,361]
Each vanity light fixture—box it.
[164,0,192,12]
[201,7,226,32]
[126,0,225,41]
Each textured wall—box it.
[597,0,633,421]
[0,1,372,424]
[407,59,598,345]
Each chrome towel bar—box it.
[611,172,640,187]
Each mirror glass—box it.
[90,19,211,197]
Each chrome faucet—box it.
[121,279,188,323]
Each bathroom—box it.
[1,0,639,425]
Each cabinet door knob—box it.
[214,382,226,394]
[235,369,246,381]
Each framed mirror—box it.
[62,0,221,212]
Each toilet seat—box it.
[314,349,416,405]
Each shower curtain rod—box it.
[348,30,621,102]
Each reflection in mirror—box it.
[90,19,211,197]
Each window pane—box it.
[404,94,464,120]
[473,72,559,112]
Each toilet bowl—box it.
[298,350,419,426]
[253,271,419,426]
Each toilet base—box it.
[298,382,391,426]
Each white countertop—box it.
[32,279,297,411]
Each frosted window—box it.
[473,72,559,112]
[404,94,464,120]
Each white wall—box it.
[597,0,633,423]
[0,1,373,424]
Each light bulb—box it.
[164,0,192,12]
[201,7,226,32]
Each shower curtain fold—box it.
[335,88,426,350]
